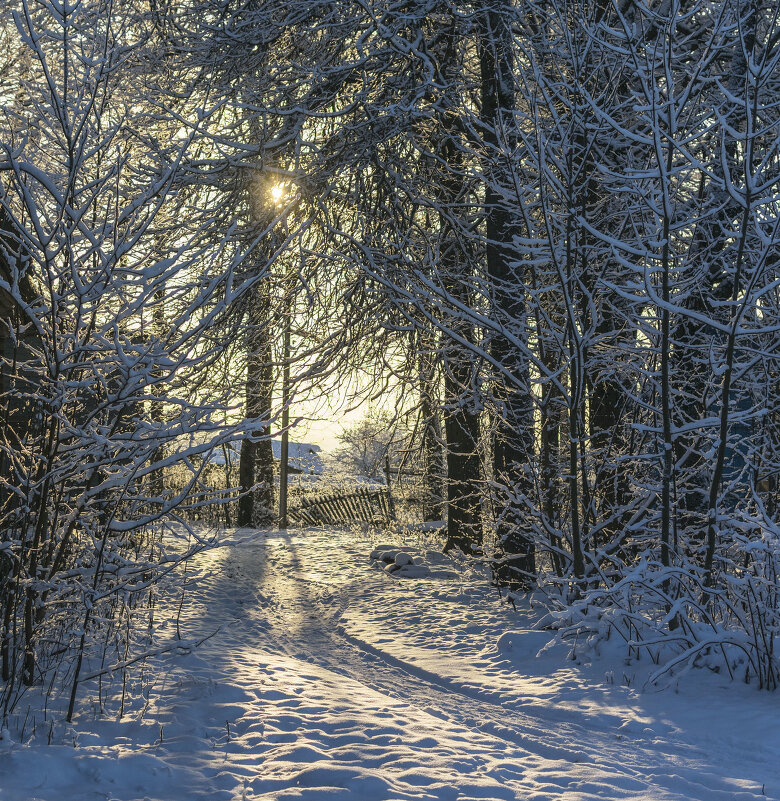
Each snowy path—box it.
[3,528,779,800]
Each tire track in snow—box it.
[240,534,766,801]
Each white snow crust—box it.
[1,527,778,800]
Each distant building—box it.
[209,439,324,477]
[272,441,324,476]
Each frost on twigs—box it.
[0,0,264,726]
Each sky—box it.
[279,366,404,454]
[282,392,379,453]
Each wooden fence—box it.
[288,485,396,526]
[162,462,414,527]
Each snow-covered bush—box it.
[0,0,259,721]
[545,536,780,690]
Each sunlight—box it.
[5,3,778,796]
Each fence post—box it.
[384,455,397,520]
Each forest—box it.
[1,0,780,798]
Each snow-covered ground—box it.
[2,527,778,801]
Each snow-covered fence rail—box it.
[288,486,396,527]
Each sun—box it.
[270,183,284,203]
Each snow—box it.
[1,527,778,801]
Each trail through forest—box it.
[2,529,778,801]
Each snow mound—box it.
[370,544,459,579]
[369,544,416,562]
[495,630,533,652]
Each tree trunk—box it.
[427,13,483,553]
[418,330,444,522]
[479,2,535,586]
[237,328,275,528]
